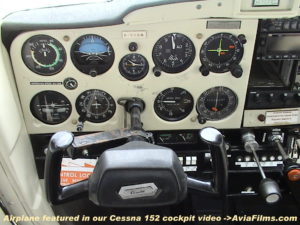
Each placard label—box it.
[265,110,299,125]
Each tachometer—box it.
[71,34,114,76]
[196,86,238,121]
[154,87,194,121]
[76,89,116,123]
[200,33,244,74]
[22,35,66,75]
[119,53,149,81]
[152,33,195,73]
[30,91,71,124]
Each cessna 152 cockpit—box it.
[1,0,300,224]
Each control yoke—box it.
[44,98,228,207]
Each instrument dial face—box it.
[22,35,66,75]
[196,86,238,121]
[152,33,195,73]
[76,89,116,123]
[71,34,114,76]
[30,91,71,124]
[119,53,149,81]
[200,33,244,73]
[154,87,194,121]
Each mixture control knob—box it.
[230,64,243,78]
[259,178,282,204]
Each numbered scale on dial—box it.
[154,87,194,121]
[119,53,149,81]
[196,86,238,122]
[22,35,66,75]
[152,33,195,73]
[76,89,116,123]
[200,33,245,77]
[30,91,71,124]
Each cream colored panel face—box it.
[10,19,258,134]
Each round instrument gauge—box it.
[152,33,195,73]
[30,91,71,124]
[200,33,244,73]
[119,53,149,81]
[196,86,238,121]
[76,89,116,123]
[22,35,66,75]
[154,87,194,121]
[71,34,114,76]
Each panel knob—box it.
[199,65,209,76]
[230,64,243,78]
[238,34,247,44]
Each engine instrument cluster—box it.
[11,16,257,133]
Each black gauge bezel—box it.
[30,90,72,124]
[75,89,116,123]
[71,34,115,76]
[119,53,149,81]
[200,33,244,73]
[196,86,238,121]
[22,35,66,76]
[154,87,194,121]
[152,33,195,73]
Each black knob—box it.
[238,34,247,44]
[153,66,161,77]
[294,93,300,101]
[259,178,281,204]
[197,116,206,124]
[230,65,243,78]
[199,65,209,76]
[268,93,275,103]
[281,93,289,101]
[128,42,138,52]
[89,69,98,77]
[254,93,260,103]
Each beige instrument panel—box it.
[10,18,258,134]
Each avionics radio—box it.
[246,17,300,110]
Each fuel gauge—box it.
[30,91,72,124]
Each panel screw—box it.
[196,4,202,9]
[63,35,70,41]
[196,33,203,39]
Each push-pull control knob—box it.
[242,132,281,204]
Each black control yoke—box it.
[44,98,228,206]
